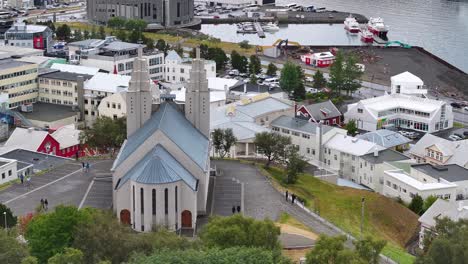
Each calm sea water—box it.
[200,0,468,73]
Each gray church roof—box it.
[113,102,209,171]
[117,144,197,190]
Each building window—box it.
[306,147,310,154]
[8,170,11,176]
[164,188,168,215]
[140,188,144,214]
[152,189,156,215]
[334,155,337,160]
[132,186,135,214]
[357,108,363,113]
[175,186,178,213]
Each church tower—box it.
[126,47,153,137]
[185,49,210,138]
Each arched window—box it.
[152,189,156,215]
[140,188,144,214]
[132,186,135,213]
[164,188,168,215]
[175,186,178,213]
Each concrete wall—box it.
[0,159,17,185]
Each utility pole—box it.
[3,211,7,231]
[360,197,365,240]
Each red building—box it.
[305,52,335,68]
[296,100,342,126]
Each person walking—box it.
[26,176,31,189]
[292,194,296,204]
[20,174,24,185]
[236,205,241,213]
[44,199,48,211]
[232,206,236,214]
[285,190,289,201]
[81,162,85,172]
[40,198,44,210]
[86,162,90,173]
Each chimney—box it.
[458,201,464,212]
[77,76,85,122]
[316,121,323,163]
[374,147,379,157]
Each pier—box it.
[254,22,265,38]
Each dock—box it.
[254,22,265,38]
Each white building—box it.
[4,24,54,52]
[409,134,468,168]
[344,93,453,133]
[112,49,210,233]
[390,71,427,97]
[0,157,19,185]
[164,50,216,84]
[68,38,165,80]
[418,199,468,249]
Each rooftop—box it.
[0,46,44,59]
[271,115,336,135]
[325,134,385,156]
[358,129,411,148]
[39,71,93,82]
[84,72,131,93]
[51,124,80,149]
[171,87,226,103]
[419,199,468,227]
[4,128,48,151]
[0,148,69,171]
[0,59,34,71]
[301,100,342,120]
[102,41,143,52]
[410,134,468,167]
[352,93,446,114]
[230,82,284,95]
[50,63,101,76]
[361,148,410,164]
[412,163,468,182]
[208,77,242,91]
[6,24,49,34]
[385,170,457,191]
[391,71,423,84]
[15,103,77,123]
[68,39,103,48]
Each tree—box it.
[107,17,127,29]
[266,63,278,76]
[200,214,281,250]
[144,37,154,50]
[83,30,90,40]
[249,55,262,75]
[231,50,248,73]
[328,52,363,96]
[48,248,84,264]
[284,146,307,184]
[56,24,71,41]
[250,73,258,84]
[115,30,127,42]
[345,120,358,136]
[423,195,438,212]
[342,54,363,95]
[313,70,327,88]
[211,128,237,158]
[207,47,228,71]
[25,206,92,263]
[239,40,251,49]
[127,247,291,264]
[0,203,17,228]
[254,132,291,167]
[80,116,126,149]
[0,229,29,263]
[408,194,424,215]
[305,235,348,264]
[21,256,39,264]
[98,25,106,39]
[280,61,305,100]
[127,29,141,44]
[353,236,387,264]
[90,25,97,39]
[156,39,169,55]
[174,44,184,57]
[72,29,82,41]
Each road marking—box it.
[78,179,95,209]
[4,168,83,205]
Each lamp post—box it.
[360,197,365,240]
[3,211,7,231]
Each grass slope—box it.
[262,165,418,264]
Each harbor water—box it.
[200,0,468,73]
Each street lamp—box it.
[360,197,365,240]
[3,211,7,231]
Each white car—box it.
[228,69,239,76]
[305,77,314,83]
[306,88,319,94]
[448,134,462,141]
[464,106,468,111]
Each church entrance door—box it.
[181,210,192,228]
[120,209,131,225]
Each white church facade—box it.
[112,48,210,232]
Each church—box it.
[111,48,210,232]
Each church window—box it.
[132,186,135,213]
[164,188,168,215]
[140,188,144,214]
[175,186,178,213]
[152,189,156,215]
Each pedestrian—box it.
[285,190,289,201]
[86,162,90,173]
[44,199,48,211]
[20,174,24,184]
[232,206,236,214]
[40,198,44,210]
[81,162,85,172]
[26,176,31,188]
[236,205,241,213]
[291,194,296,204]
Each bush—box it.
[239,40,251,49]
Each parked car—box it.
[448,134,462,141]
[451,102,462,108]
[464,106,468,111]
[305,76,314,83]
[228,69,239,76]
[306,87,319,94]
[406,132,420,139]
[463,130,468,137]
[398,131,410,137]
[454,133,465,139]
[239,73,248,77]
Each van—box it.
[264,77,279,84]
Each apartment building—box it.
[345,93,453,133]
[0,59,38,109]
[68,37,165,80]
[38,71,93,106]
[165,50,216,83]
[390,71,427,97]
[4,24,54,52]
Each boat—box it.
[367,17,389,40]
[344,15,360,34]
[262,22,279,32]
[360,29,374,43]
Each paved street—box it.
[0,160,113,216]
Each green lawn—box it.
[261,165,417,264]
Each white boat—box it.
[262,22,279,32]
[344,15,360,34]
[367,17,389,40]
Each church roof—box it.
[117,144,198,190]
[113,102,209,171]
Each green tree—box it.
[98,25,106,39]
[200,214,281,250]
[342,54,363,95]
[266,62,278,76]
[231,50,248,73]
[328,52,362,96]
[0,203,17,228]
[48,248,84,264]
[127,247,291,264]
[313,70,327,88]
[55,24,71,41]
[174,44,184,57]
[125,19,147,32]
[305,235,348,264]
[284,146,307,184]
[353,236,387,264]
[423,195,438,212]
[254,132,291,167]
[83,30,90,40]
[211,128,237,158]
[207,47,228,71]
[0,229,29,263]
[107,17,127,29]
[156,39,169,55]
[408,194,424,215]
[250,73,258,84]
[72,29,82,41]
[80,116,126,149]
[280,61,305,100]
[345,120,358,136]
[25,206,92,263]
[115,29,127,42]
[249,55,262,75]
[21,256,39,264]
[127,30,141,43]
[328,52,345,95]
[239,40,251,49]
[90,25,97,38]
[143,37,154,50]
